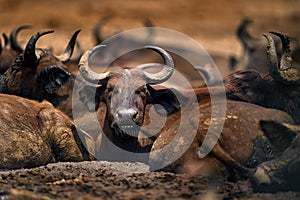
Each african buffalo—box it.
[149,94,294,180]
[0,29,80,118]
[0,94,93,170]
[77,44,190,162]
[225,31,300,124]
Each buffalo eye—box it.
[135,86,147,96]
[105,87,114,93]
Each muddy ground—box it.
[1,161,299,200]
[0,0,300,199]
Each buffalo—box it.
[0,29,80,118]
[77,45,185,162]
[149,94,294,180]
[0,93,93,170]
[225,31,300,123]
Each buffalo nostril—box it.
[132,111,138,120]
[116,111,123,120]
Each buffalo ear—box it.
[38,66,71,94]
[147,85,188,115]
[260,120,296,152]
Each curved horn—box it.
[270,31,292,70]
[10,24,32,52]
[2,33,9,47]
[23,30,54,66]
[271,31,300,84]
[79,45,110,83]
[264,32,300,84]
[57,29,81,63]
[137,45,174,84]
[68,41,83,64]
[263,33,279,77]
[237,18,254,49]
[94,16,112,44]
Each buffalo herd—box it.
[0,18,299,192]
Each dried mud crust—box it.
[0,161,299,200]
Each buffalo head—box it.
[0,29,80,101]
[79,45,175,138]
[77,45,188,162]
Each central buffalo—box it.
[78,45,183,162]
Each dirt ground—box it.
[0,0,300,199]
[0,161,298,200]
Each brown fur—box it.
[0,94,92,170]
[150,95,294,179]
[224,69,300,124]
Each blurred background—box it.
[0,0,299,74]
